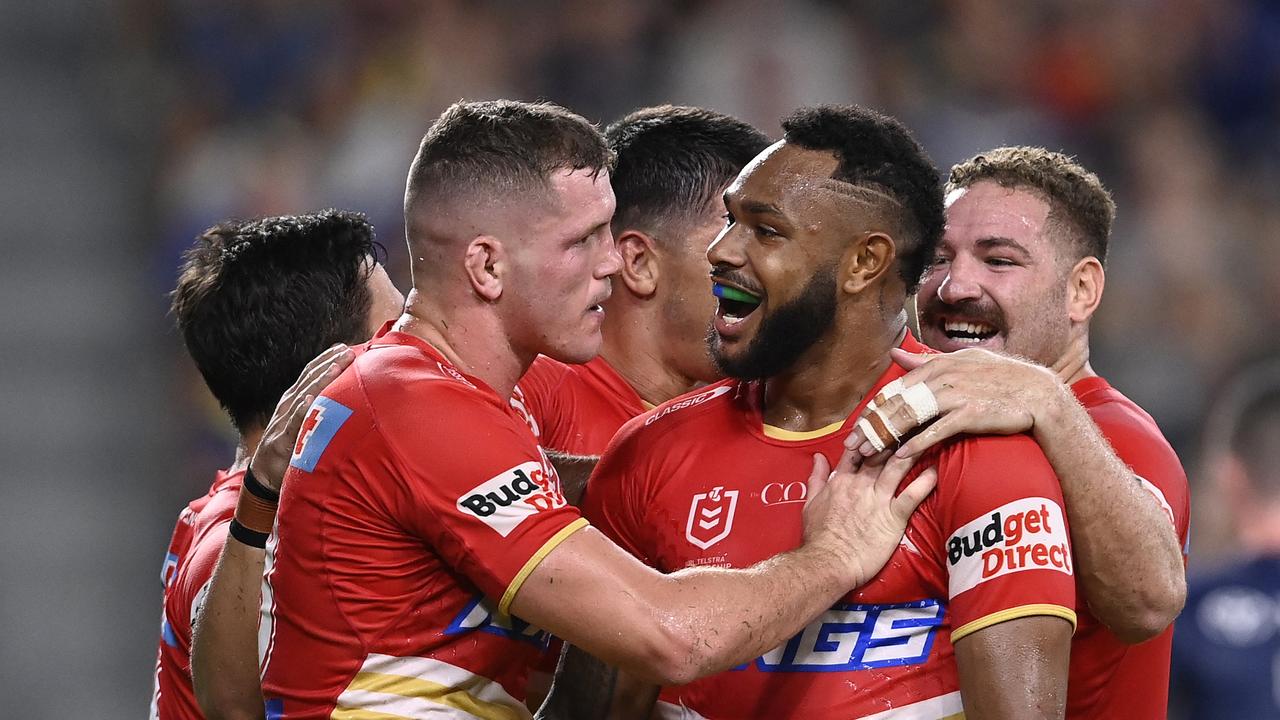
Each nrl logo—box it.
[686,486,739,550]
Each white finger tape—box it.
[856,416,886,453]
[901,381,940,425]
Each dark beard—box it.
[707,266,837,380]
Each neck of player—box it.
[232,425,265,473]
[396,289,530,400]
[598,300,698,407]
[761,311,908,433]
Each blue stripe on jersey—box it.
[289,396,353,473]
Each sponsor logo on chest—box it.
[458,458,566,537]
[947,497,1072,597]
[744,599,945,672]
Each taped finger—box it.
[900,381,940,425]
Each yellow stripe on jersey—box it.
[761,419,847,441]
[334,672,525,720]
[950,603,1077,643]
[499,517,589,615]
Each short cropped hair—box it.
[1206,362,1280,494]
[606,105,770,239]
[948,146,1116,266]
[171,210,379,432]
[781,106,945,293]
[405,100,612,214]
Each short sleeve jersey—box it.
[583,335,1077,719]
[150,469,243,720]
[515,355,646,456]
[1171,554,1280,720]
[1066,376,1191,719]
[258,328,587,719]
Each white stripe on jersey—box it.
[655,690,963,720]
[332,653,528,719]
[1136,474,1176,526]
[859,690,965,720]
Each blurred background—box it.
[1,0,1276,716]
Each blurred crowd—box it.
[123,0,1277,583]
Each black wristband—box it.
[229,518,270,549]
[244,465,280,503]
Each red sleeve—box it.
[513,355,573,451]
[936,434,1078,642]
[166,519,231,656]
[580,412,657,566]
[1088,404,1191,547]
[377,382,588,614]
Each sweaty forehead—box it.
[730,142,842,206]
[943,181,1051,247]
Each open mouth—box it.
[942,319,998,344]
[713,283,762,326]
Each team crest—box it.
[686,486,739,550]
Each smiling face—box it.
[705,141,856,380]
[918,180,1071,365]
[505,167,622,364]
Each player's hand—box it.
[249,344,354,491]
[844,348,1071,460]
[801,448,936,587]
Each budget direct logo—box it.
[458,460,566,537]
[947,497,1072,597]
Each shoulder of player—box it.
[352,343,499,406]
[621,380,740,441]
[932,432,1056,485]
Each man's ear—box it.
[841,231,896,295]
[1068,256,1105,323]
[464,235,504,301]
[615,229,659,298]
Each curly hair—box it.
[780,105,945,293]
[948,146,1116,266]
[171,209,380,431]
[606,105,770,240]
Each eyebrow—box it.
[741,199,785,218]
[976,236,1033,257]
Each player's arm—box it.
[846,348,1185,642]
[954,616,1073,719]
[518,451,935,688]
[192,535,266,720]
[191,345,353,719]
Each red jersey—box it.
[583,335,1077,719]
[515,355,646,455]
[258,328,586,719]
[1065,376,1191,719]
[151,469,244,720]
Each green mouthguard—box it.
[713,283,760,304]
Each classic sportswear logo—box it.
[947,497,1072,597]
[645,385,733,425]
[458,460,566,537]
[686,486,739,550]
[289,396,353,472]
